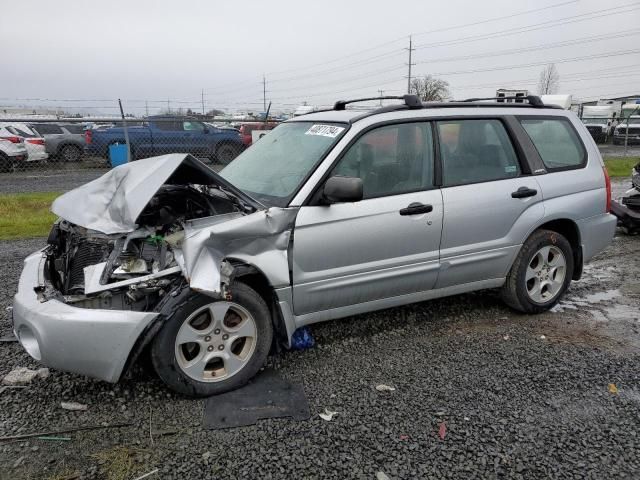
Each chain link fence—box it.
[0,117,280,174]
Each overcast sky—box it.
[1,0,639,115]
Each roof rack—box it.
[461,95,546,107]
[334,94,422,111]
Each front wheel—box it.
[501,229,574,313]
[151,282,273,397]
[215,144,241,165]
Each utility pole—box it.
[167,98,170,113]
[201,89,205,115]
[405,35,415,94]
[262,74,267,112]
[145,101,149,117]
[378,89,385,106]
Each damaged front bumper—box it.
[611,197,640,230]
[12,250,159,383]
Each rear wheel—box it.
[151,282,273,397]
[59,144,83,162]
[501,229,574,313]
[215,144,241,165]
[0,153,14,173]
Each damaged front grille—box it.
[67,241,109,293]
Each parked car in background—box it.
[0,123,48,163]
[0,135,28,171]
[238,122,277,146]
[86,116,245,164]
[29,123,86,162]
[12,95,616,396]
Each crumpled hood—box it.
[51,153,256,234]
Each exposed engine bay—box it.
[44,184,240,311]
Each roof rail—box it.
[461,95,546,107]
[334,94,422,111]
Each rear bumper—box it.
[12,250,158,383]
[577,213,617,262]
[611,198,640,229]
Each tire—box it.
[0,153,14,173]
[501,229,574,314]
[151,282,273,397]
[215,144,240,165]
[59,144,83,162]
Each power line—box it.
[414,29,640,66]
[413,49,640,78]
[202,0,581,93]
[414,2,640,50]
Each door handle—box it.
[399,202,433,216]
[511,187,538,199]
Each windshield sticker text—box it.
[305,124,345,138]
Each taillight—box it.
[26,138,45,145]
[603,166,611,213]
[85,129,92,144]
[1,136,23,143]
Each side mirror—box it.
[203,127,210,134]
[322,176,363,204]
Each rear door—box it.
[150,119,185,155]
[435,118,544,288]
[292,121,443,315]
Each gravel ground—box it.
[1,202,639,478]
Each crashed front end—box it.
[611,161,640,232]
[11,154,296,383]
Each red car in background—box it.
[239,123,278,146]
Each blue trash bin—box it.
[109,143,129,168]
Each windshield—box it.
[220,121,347,206]
[582,118,607,125]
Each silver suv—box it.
[12,95,616,396]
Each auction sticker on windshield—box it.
[305,124,345,138]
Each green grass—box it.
[604,156,639,178]
[0,192,60,240]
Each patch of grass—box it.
[0,192,60,240]
[604,157,639,178]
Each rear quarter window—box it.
[519,117,586,170]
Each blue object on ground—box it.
[291,327,315,350]
[109,143,129,168]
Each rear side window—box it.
[32,124,63,134]
[436,119,520,187]
[519,118,586,170]
[154,120,182,131]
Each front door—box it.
[292,121,443,316]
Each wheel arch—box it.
[227,260,293,352]
[525,218,583,280]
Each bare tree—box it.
[409,75,450,101]
[538,64,560,95]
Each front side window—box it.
[519,118,586,170]
[437,119,520,187]
[331,122,434,199]
[183,121,205,131]
[220,122,347,206]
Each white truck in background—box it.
[582,105,618,143]
[613,102,640,146]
